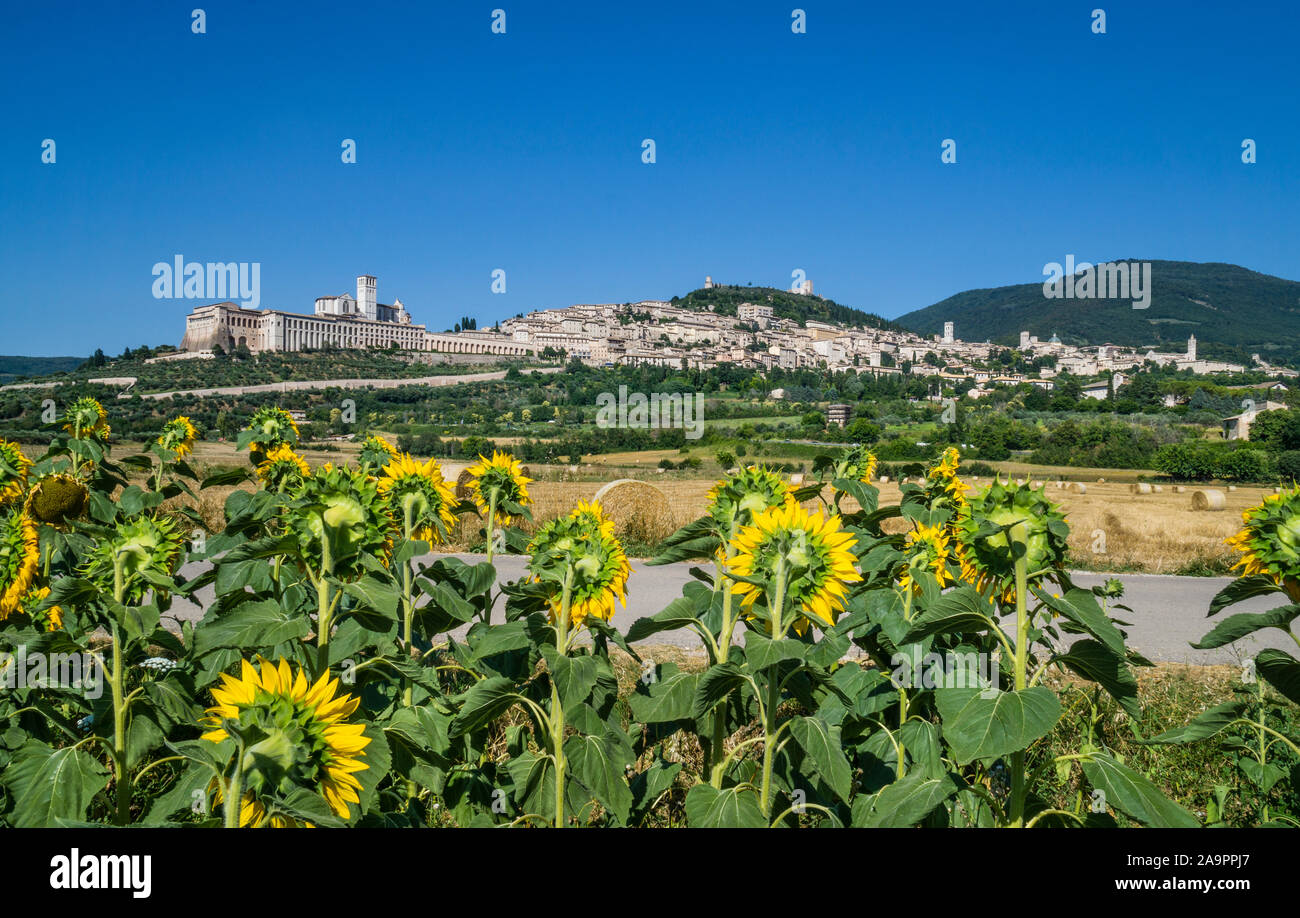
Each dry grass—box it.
[133,440,1269,573]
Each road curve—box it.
[139,366,562,400]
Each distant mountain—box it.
[895,261,1300,366]
[0,355,84,383]
[672,285,904,332]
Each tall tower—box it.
[1187,334,1197,361]
[357,275,377,320]
[943,321,954,344]
[1019,330,1031,349]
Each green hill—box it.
[896,261,1300,366]
[0,355,85,384]
[672,285,903,332]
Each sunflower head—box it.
[728,498,862,633]
[357,436,399,473]
[244,407,301,459]
[1226,486,1300,596]
[0,507,40,618]
[899,522,954,595]
[82,514,186,604]
[466,451,532,524]
[923,446,969,511]
[527,503,630,628]
[0,439,32,506]
[25,473,89,525]
[157,416,199,459]
[286,464,393,578]
[63,397,110,441]
[376,454,458,544]
[255,444,312,492]
[203,657,370,825]
[706,465,790,534]
[954,478,1069,606]
[831,445,879,486]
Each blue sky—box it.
[2,0,1297,356]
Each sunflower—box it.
[527,504,629,628]
[376,454,458,544]
[244,407,300,458]
[81,514,185,604]
[202,657,371,825]
[466,451,532,524]
[157,416,199,459]
[19,585,63,631]
[925,446,968,508]
[830,444,879,486]
[24,473,89,525]
[357,436,399,473]
[728,499,862,631]
[706,465,790,532]
[255,444,312,491]
[899,522,955,595]
[1226,486,1300,600]
[954,479,1069,606]
[286,463,393,578]
[63,397,110,441]
[0,439,32,505]
[0,507,40,618]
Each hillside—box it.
[672,285,903,332]
[896,261,1300,365]
[0,355,85,383]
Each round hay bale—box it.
[1097,478,1105,483]
[1174,486,1185,493]
[455,468,475,500]
[1072,483,1087,494]
[1130,483,1152,495]
[1030,480,1043,489]
[789,473,805,485]
[591,479,675,543]
[1153,485,1163,492]
[879,475,889,483]
[1276,487,1283,494]
[1228,485,1237,492]
[1192,489,1226,511]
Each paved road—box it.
[168,555,1296,666]
[139,366,561,400]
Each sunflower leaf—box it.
[1191,605,1300,649]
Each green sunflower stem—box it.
[315,532,335,678]
[552,567,574,828]
[401,498,416,709]
[1009,537,1029,829]
[401,499,419,804]
[759,559,787,820]
[483,491,499,625]
[110,556,130,826]
[709,524,737,789]
[224,746,246,829]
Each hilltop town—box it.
[172,273,1299,402]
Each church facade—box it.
[180,275,531,356]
